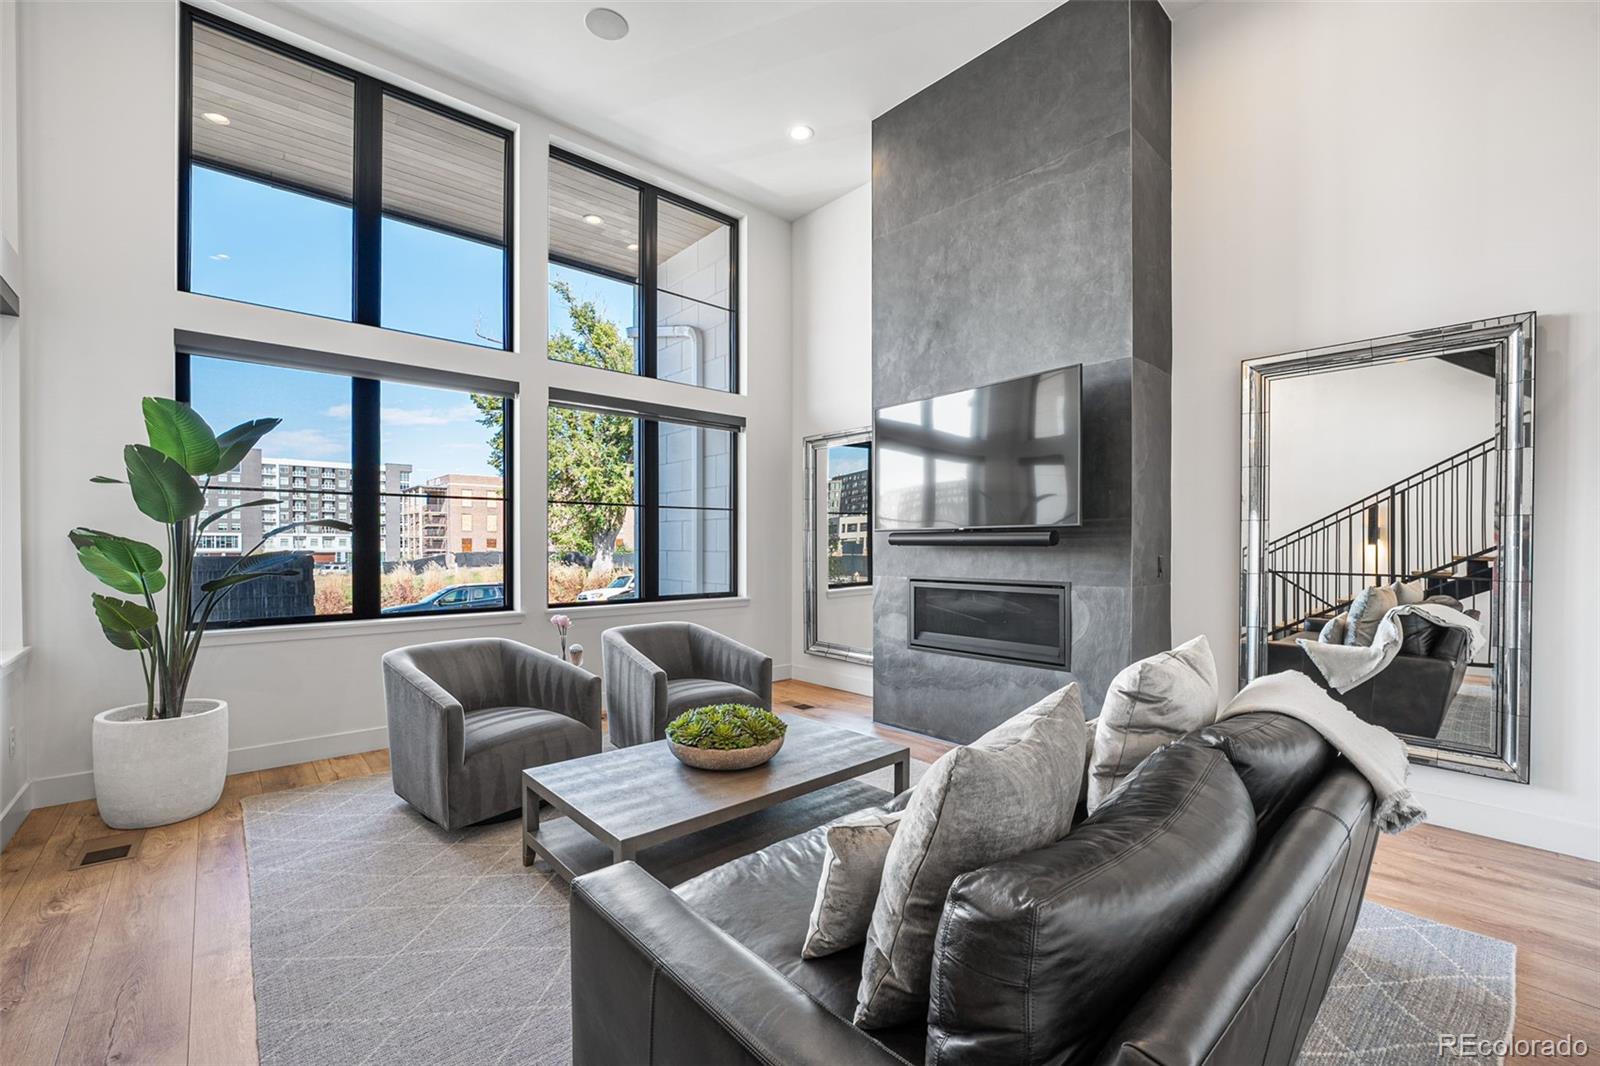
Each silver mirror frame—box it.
[1240,312,1535,782]
[803,427,873,666]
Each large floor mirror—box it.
[803,428,874,665]
[1241,313,1535,781]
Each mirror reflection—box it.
[804,429,873,663]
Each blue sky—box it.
[829,442,869,477]
[187,166,508,484]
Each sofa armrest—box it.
[689,624,773,709]
[571,863,910,1066]
[602,630,670,746]
[381,649,465,825]
[504,641,602,742]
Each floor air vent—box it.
[76,833,141,868]
[787,702,815,710]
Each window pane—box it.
[548,405,639,605]
[657,292,731,390]
[657,507,731,597]
[188,21,355,318]
[549,263,638,372]
[656,421,733,597]
[189,165,354,320]
[828,514,871,588]
[380,382,507,615]
[657,199,733,392]
[549,156,640,279]
[380,94,507,347]
[185,356,352,477]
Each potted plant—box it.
[75,397,350,829]
[665,704,788,771]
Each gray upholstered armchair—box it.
[601,622,773,747]
[381,637,601,829]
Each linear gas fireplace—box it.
[908,579,1070,669]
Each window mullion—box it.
[640,191,658,380]
[353,77,383,327]
[351,377,382,617]
[643,419,659,602]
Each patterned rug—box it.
[241,776,1515,1066]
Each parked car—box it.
[382,583,504,615]
[576,573,636,602]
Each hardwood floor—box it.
[1,679,1595,1065]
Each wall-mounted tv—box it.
[874,365,1083,532]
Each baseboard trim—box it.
[1411,786,1600,861]
[0,780,32,850]
[789,660,873,697]
[25,724,395,809]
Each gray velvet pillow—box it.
[854,684,1086,1029]
[1390,578,1426,606]
[1345,585,1398,646]
[802,808,905,959]
[1086,635,1219,812]
[1318,613,1348,644]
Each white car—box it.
[576,573,636,602]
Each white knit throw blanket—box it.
[1219,670,1425,832]
[1296,602,1487,693]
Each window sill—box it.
[0,646,31,678]
[199,611,527,648]
[825,585,874,599]
[551,596,749,620]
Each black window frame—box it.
[548,147,740,392]
[546,401,740,608]
[825,440,873,591]
[178,5,515,350]
[176,349,516,630]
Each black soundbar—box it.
[886,529,1060,547]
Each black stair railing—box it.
[1265,437,1496,639]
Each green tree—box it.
[475,279,637,569]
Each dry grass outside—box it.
[548,562,631,606]
[311,563,505,613]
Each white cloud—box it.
[380,404,479,427]
[324,403,352,418]
[265,428,346,460]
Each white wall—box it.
[1172,1,1600,858]
[790,183,873,695]
[13,0,793,815]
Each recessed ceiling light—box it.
[585,8,629,41]
[788,124,815,142]
[582,214,605,226]
[202,112,231,126]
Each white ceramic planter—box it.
[92,699,229,829]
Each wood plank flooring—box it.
[1,678,1595,1065]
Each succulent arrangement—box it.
[666,704,788,751]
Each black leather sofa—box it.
[570,712,1378,1066]
[1266,615,1472,738]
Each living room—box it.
[0,2,1595,1064]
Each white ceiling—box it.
[277,1,1067,219]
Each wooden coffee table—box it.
[521,715,911,882]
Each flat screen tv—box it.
[874,365,1083,531]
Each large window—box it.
[548,149,737,392]
[548,402,737,606]
[180,9,511,348]
[179,350,513,627]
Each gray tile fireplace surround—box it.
[871,0,1172,744]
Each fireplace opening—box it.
[908,579,1070,668]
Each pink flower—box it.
[550,614,572,633]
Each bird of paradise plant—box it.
[73,397,352,720]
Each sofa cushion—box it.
[856,684,1086,1029]
[926,742,1256,1066]
[665,677,763,717]
[1087,635,1219,811]
[1318,613,1348,644]
[804,808,905,958]
[461,706,594,762]
[673,822,929,1063]
[1345,585,1398,646]
[1398,613,1441,656]
[1183,711,1333,838]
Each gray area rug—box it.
[243,775,1515,1066]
